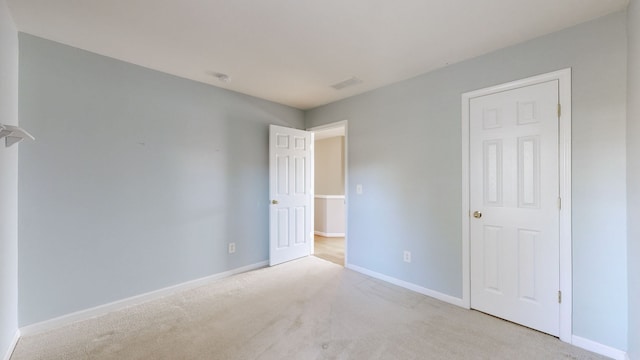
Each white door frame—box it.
[461,69,572,342]
[307,120,349,266]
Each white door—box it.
[469,80,560,336]
[269,125,313,266]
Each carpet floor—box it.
[11,257,608,360]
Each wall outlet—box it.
[228,242,236,254]
[403,251,411,263]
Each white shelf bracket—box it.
[0,123,35,148]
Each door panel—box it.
[483,225,502,293]
[470,80,559,336]
[269,125,313,266]
[483,140,503,206]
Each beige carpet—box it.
[11,257,607,360]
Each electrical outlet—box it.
[403,251,411,263]
[228,242,236,254]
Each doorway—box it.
[461,69,572,342]
[309,121,347,266]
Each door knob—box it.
[473,211,482,219]
[271,200,279,205]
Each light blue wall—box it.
[628,1,640,359]
[18,34,304,326]
[0,0,19,356]
[306,12,628,350]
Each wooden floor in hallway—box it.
[313,235,344,266]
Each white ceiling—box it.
[7,0,628,110]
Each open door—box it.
[269,125,313,266]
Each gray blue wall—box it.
[628,1,640,358]
[0,0,19,356]
[17,34,304,326]
[306,12,628,350]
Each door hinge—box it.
[558,290,562,304]
[558,103,562,118]
[558,197,562,210]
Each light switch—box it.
[356,184,363,194]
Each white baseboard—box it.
[2,329,20,360]
[20,261,268,337]
[572,335,628,360]
[345,263,465,308]
[314,231,345,237]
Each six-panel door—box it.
[469,80,560,336]
[269,125,313,266]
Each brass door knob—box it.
[473,211,482,219]
[271,200,279,205]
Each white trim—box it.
[20,261,268,336]
[461,68,572,341]
[2,330,20,360]
[346,264,465,308]
[314,231,345,237]
[314,195,345,199]
[344,123,349,266]
[310,130,315,256]
[461,88,471,310]
[557,69,572,343]
[307,120,348,134]
[310,129,315,256]
[308,120,349,266]
[571,335,628,360]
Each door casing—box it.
[461,69,572,342]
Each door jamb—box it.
[307,120,349,266]
[460,69,572,342]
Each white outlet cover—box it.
[356,184,363,194]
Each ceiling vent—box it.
[331,76,362,90]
